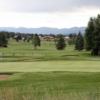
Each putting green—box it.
[0,61,100,72]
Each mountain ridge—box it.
[0,27,86,34]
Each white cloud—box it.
[0,9,99,28]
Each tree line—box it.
[0,31,66,50]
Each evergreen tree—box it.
[56,34,66,50]
[91,15,100,55]
[85,18,95,51]
[0,32,8,47]
[32,34,41,49]
[75,32,84,51]
[85,14,100,56]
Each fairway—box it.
[0,61,100,72]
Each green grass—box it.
[0,39,96,62]
[0,72,100,100]
[0,61,100,72]
[0,40,100,99]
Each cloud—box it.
[0,0,100,12]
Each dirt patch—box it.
[0,75,10,80]
[0,73,14,80]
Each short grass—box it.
[0,39,97,62]
[0,61,100,72]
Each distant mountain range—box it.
[0,27,86,34]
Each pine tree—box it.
[85,14,100,56]
[32,34,41,49]
[56,34,66,50]
[91,15,100,56]
[0,32,8,47]
[75,32,84,51]
[85,18,95,51]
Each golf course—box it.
[0,40,100,100]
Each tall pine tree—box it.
[91,15,100,55]
[85,18,94,51]
[85,14,100,56]
[75,32,84,51]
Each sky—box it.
[0,0,99,28]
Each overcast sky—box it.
[0,0,99,28]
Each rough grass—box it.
[0,72,100,100]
